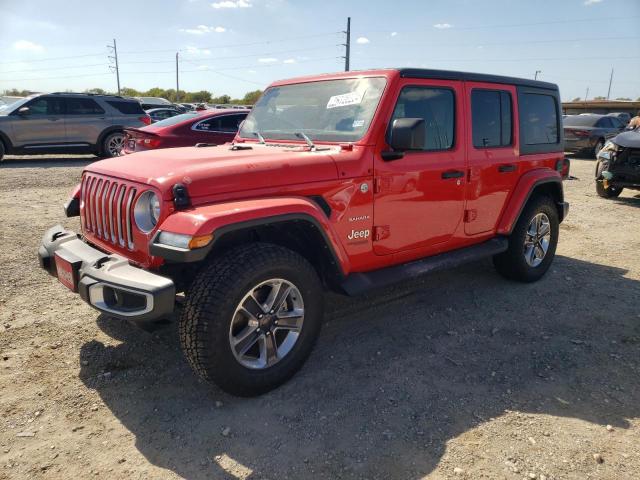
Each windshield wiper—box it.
[253,131,266,144]
[294,131,316,151]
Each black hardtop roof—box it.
[398,68,558,91]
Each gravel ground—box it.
[0,154,639,480]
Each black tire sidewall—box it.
[0,140,5,162]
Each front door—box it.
[11,96,66,148]
[464,83,518,235]
[373,80,466,255]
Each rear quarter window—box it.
[520,93,558,145]
[106,100,145,115]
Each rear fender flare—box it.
[96,127,125,153]
[153,196,350,275]
[497,169,564,235]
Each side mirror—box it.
[17,106,30,115]
[382,118,425,160]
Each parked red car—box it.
[123,108,249,154]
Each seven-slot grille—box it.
[81,174,137,250]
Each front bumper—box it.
[38,225,175,324]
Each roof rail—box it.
[48,92,125,99]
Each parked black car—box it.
[595,128,640,198]
[563,114,626,157]
[607,112,632,125]
[146,108,182,123]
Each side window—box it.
[390,86,455,151]
[106,100,145,114]
[520,93,558,145]
[596,117,613,128]
[471,90,512,148]
[25,97,64,115]
[193,118,219,131]
[66,98,105,115]
[218,114,246,132]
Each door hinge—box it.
[464,209,477,223]
[374,177,392,194]
[373,225,390,241]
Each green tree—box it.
[85,88,109,95]
[211,94,231,104]
[593,96,607,100]
[615,97,632,101]
[241,89,263,105]
[120,87,141,97]
[571,97,581,102]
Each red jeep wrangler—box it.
[39,69,569,396]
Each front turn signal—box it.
[188,234,214,249]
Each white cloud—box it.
[283,58,296,64]
[185,46,212,55]
[584,0,602,4]
[211,0,251,8]
[13,40,44,53]
[258,57,278,63]
[390,32,398,37]
[356,37,370,44]
[196,65,211,70]
[247,69,257,74]
[433,23,453,29]
[180,24,226,34]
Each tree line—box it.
[1,87,263,105]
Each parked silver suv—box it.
[0,93,151,161]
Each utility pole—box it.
[175,52,180,102]
[107,39,121,95]
[606,68,614,100]
[534,70,541,80]
[584,87,589,102]
[342,17,351,72]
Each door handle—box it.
[441,170,464,179]
[498,164,517,173]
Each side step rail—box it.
[340,237,509,296]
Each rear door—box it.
[63,97,107,145]
[373,79,466,254]
[11,96,66,148]
[464,83,517,235]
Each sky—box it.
[1,0,639,101]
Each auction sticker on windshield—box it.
[327,90,365,109]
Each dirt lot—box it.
[0,154,639,480]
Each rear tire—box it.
[179,243,324,396]
[101,131,124,157]
[493,195,559,283]
[0,140,5,162]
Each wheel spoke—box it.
[275,308,304,331]
[538,222,551,238]
[233,327,260,356]
[263,281,292,313]
[262,334,279,367]
[243,293,266,316]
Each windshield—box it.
[239,77,387,143]
[0,97,30,114]
[563,116,598,127]
[151,112,200,127]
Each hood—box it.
[85,144,341,200]
[612,130,640,149]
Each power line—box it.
[1,63,109,74]
[0,51,107,65]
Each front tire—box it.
[101,131,124,157]
[593,138,605,158]
[595,160,623,198]
[0,140,5,162]
[179,243,324,396]
[493,195,559,283]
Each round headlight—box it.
[134,191,161,233]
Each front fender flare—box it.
[151,196,350,274]
[496,169,564,235]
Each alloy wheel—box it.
[107,134,124,156]
[229,278,305,369]
[523,212,551,267]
